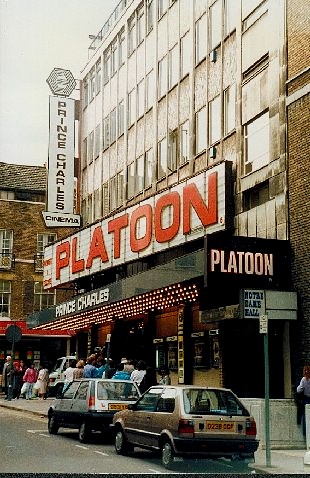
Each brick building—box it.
[286,0,310,383]
[0,162,76,368]
[34,0,309,398]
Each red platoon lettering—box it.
[108,214,129,258]
[86,226,109,269]
[130,205,153,252]
[56,242,70,280]
[155,192,180,243]
[71,237,85,273]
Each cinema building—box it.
[34,0,309,399]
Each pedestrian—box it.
[35,364,49,400]
[158,367,171,385]
[2,356,14,399]
[111,363,131,380]
[296,365,310,436]
[14,359,27,399]
[22,363,37,400]
[83,354,97,378]
[130,360,147,388]
[73,359,85,379]
[62,359,77,392]
[104,358,116,378]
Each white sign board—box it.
[259,314,268,334]
[47,96,75,214]
[242,289,266,318]
[42,211,81,228]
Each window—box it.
[210,0,221,50]
[136,155,144,192]
[137,80,145,119]
[117,171,124,207]
[119,28,125,66]
[95,124,101,158]
[82,138,87,169]
[224,0,237,36]
[111,38,118,76]
[94,188,101,219]
[244,111,269,174]
[103,48,111,84]
[146,70,155,110]
[158,137,167,179]
[118,100,124,136]
[83,78,88,107]
[89,67,96,101]
[158,55,168,98]
[180,120,189,164]
[95,59,101,94]
[169,44,179,89]
[103,116,110,150]
[88,131,94,164]
[209,95,221,144]
[0,191,14,200]
[168,128,178,171]
[243,181,270,211]
[195,14,206,64]
[128,89,136,127]
[158,0,168,19]
[195,106,207,154]
[0,280,11,317]
[146,0,154,33]
[224,84,236,135]
[137,4,145,45]
[180,32,190,78]
[110,176,118,211]
[37,233,56,254]
[0,230,13,269]
[110,109,117,144]
[128,14,136,56]
[127,162,135,198]
[34,282,56,311]
[145,148,153,188]
[103,182,109,215]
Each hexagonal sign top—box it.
[46,68,76,97]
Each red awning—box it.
[0,320,75,338]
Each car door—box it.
[53,381,80,426]
[150,388,177,448]
[69,380,90,427]
[124,387,162,447]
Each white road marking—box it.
[75,444,89,450]
[27,429,47,433]
[39,433,51,437]
[147,469,169,474]
[94,450,109,456]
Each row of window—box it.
[0,231,56,271]
[82,108,269,223]
[82,81,236,168]
[0,280,56,317]
[83,0,237,109]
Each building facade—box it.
[0,162,75,370]
[37,0,309,398]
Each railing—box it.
[0,252,15,270]
[88,0,134,57]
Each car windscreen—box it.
[52,358,63,372]
[183,389,249,416]
[97,381,140,401]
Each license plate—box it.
[206,421,236,432]
[108,403,128,410]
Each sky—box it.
[0,0,118,167]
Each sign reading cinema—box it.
[43,163,230,289]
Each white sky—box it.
[0,0,118,167]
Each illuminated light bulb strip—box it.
[34,283,199,331]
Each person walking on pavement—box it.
[22,363,37,400]
[2,355,13,399]
[297,365,310,436]
[62,359,77,392]
[83,355,97,378]
[14,359,27,399]
[35,364,49,400]
[73,359,85,379]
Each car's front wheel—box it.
[161,440,175,469]
[48,414,59,435]
[115,429,134,455]
[79,421,91,443]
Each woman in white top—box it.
[130,360,147,387]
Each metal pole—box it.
[264,332,271,467]
[7,327,15,401]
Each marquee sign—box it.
[43,162,231,289]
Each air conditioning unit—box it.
[210,49,217,63]
[210,146,217,159]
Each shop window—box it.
[155,342,166,369]
[0,280,11,317]
[34,281,56,311]
[244,111,269,174]
[167,341,178,370]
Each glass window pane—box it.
[209,96,221,144]
[158,56,168,98]
[158,137,167,179]
[145,148,153,188]
[245,112,269,173]
[196,14,206,64]
[196,107,207,154]
[210,0,221,50]
[181,32,190,77]
[180,120,189,164]
[136,155,144,192]
[224,84,236,135]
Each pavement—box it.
[0,395,309,474]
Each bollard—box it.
[304,404,310,465]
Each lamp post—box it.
[5,323,22,401]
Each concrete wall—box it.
[241,398,305,449]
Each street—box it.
[0,408,253,474]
